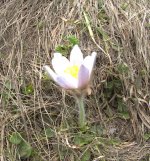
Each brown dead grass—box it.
[0,0,150,161]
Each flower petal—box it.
[43,65,57,81]
[70,45,83,65]
[78,65,89,89]
[43,65,78,89]
[52,53,70,75]
[56,74,78,89]
[82,52,97,77]
[56,77,73,89]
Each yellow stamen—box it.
[64,65,79,78]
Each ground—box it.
[0,0,150,161]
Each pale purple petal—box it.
[56,77,72,89]
[70,45,83,65]
[43,65,78,89]
[78,65,89,89]
[82,52,97,77]
[52,53,70,75]
[56,75,78,89]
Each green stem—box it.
[76,95,86,128]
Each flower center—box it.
[64,65,79,78]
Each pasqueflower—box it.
[43,45,97,90]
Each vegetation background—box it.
[0,0,150,160]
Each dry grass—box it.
[0,0,150,161]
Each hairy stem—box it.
[76,94,86,128]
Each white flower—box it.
[43,45,97,89]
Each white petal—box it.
[82,52,97,77]
[70,45,83,65]
[43,65,57,81]
[52,53,70,75]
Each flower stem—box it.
[76,94,86,129]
